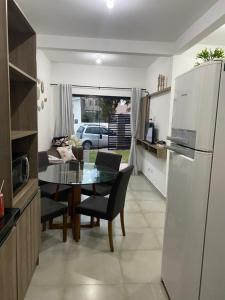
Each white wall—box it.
[146,57,173,92]
[172,43,225,80]
[137,57,173,197]
[51,63,147,92]
[37,50,54,151]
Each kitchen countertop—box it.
[0,208,20,246]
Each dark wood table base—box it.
[48,185,100,241]
[49,221,99,230]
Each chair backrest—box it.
[107,165,133,220]
[95,151,122,171]
[38,151,49,170]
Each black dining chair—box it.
[38,151,72,201]
[41,197,68,242]
[74,165,134,252]
[81,151,122,227]
[81,151,122,197]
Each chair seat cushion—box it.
[40,183,71,198]
[41,197,68,223]
[81,183,112,196]
[75,196,109,220]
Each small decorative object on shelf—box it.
[195,48,225,66]
[157,74,168,91]
[41,81,45,93]
[37,86,40,100]
[37,78,47,111]
[0,180,5,218]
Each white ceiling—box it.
[200,25,225,46]
[17,0,217,42]
[43,49,156,68]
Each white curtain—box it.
[128,88,142,175]
[54,84,74,137]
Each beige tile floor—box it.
[25,175,169,300]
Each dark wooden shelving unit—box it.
[136,139,167,159]
[9,62,37,83]
[8,0,36,78]
[11,130,37,141]
[0,1,40,299]
[0,0,38,208]
[149,87,171,99]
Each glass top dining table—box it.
[38,162,118,241]
[38,162,118,186]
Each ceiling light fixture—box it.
[106,0,114,9]
[96,55,103,64]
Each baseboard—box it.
[138,171,167,200]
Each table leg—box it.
[72,185,81,241]
[92,183,100,227]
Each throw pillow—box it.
[57,147,77,163]
[52,136,69,147]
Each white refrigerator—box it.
[161,60,225,300]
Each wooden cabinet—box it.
[0,0,37,209]
[16,205,31,300]
[30,193,41,274]
[16,194,40,300]
[0,0,39,298]
[0,228,17,300]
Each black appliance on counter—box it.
[145,121,157,144]
[12,153,30,195]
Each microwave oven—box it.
[12,154,30,194]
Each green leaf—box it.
[195,48,225,66]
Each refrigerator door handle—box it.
[167,136,188,145]
[167,145,195,159]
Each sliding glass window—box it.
[72,94,131,163]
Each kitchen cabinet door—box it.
[30,193,40,274]
[16,205,31,300]
[16,193,40,300]
[0,228,17,300]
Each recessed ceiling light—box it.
[96,55,103,64]
[106,0,114,9]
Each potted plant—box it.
[195,48,225,66]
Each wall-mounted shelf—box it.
[11,130,37,141]
[137,139,167,159]
[149,87,171,99]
